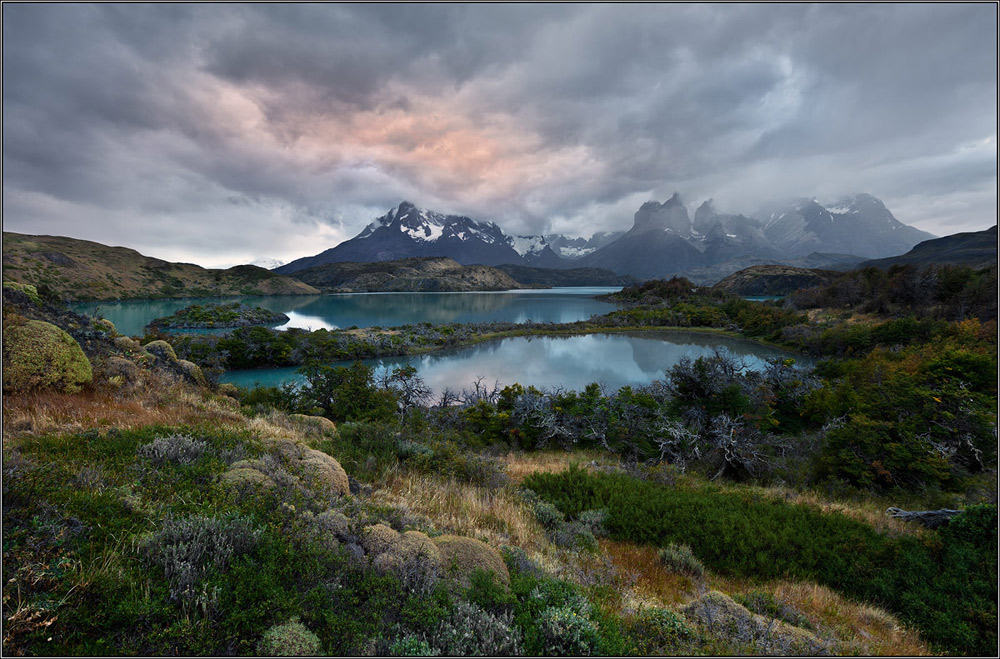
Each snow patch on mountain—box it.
[509,235,548,257]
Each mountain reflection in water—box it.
[219,331,813,395]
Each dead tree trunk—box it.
[885,507,961,529]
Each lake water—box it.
[219,331,813,395]
[71,288,621,337]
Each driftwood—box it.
[886,507,961,529]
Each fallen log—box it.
[886,507,961,529]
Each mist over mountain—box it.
[276,194,938,280]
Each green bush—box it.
[2,318,93,393]
[658,543,704,578]
[538,603,601,655]
[257,619,323,656]
[524,466,997,655]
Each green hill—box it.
[2,232,319,301]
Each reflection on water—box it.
[219,331,813,395]
[71,288,620,336]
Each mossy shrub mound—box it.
[680,591,827,655]
[266,439,350,496]
[100,356,141,388]
[289,413,337,435]
[143,339,177,362]
[360,523,401,556]
[176,359,207,386]
[433,534,510,589]
[257,619,323,656]
[2,319,93,393]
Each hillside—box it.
[2,232,319,301]
[290,256,524,292]
[712,265,838,296]
[494,264,637,287]
[858,225,998,270]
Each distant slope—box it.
[712,265,839,296]
[494,264,637,287]
[858,225,998,270]
[290,257,523,292]
[1,232,319,301]
[678,252,866,286]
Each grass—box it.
[525,466,997,655]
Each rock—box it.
[433,534,510,589]
[680,591,828,655]
[2,319,93,393]
[142,339,177,362]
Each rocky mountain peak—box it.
[632,194,692,237]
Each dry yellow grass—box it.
[369,469,548,550]
[1,382,244,441]
[499,448,620,483]
[599,538,700,607]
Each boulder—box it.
[2,319,93,393]
[433,534,510,589]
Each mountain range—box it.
[275,194,936,280]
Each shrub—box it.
[138,433,209,466]
[434,535,510,591]
[428,600,522,656]
[143,339,178,362]
[140,513,261,609]
[257,619,323,656]
[2,318,93,393]
[658,543,705,578]
[389,635,441,656]
[538,603,601,655]
[533,500,565,530]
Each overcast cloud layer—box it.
[3,3,997,267]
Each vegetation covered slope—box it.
[290,256,524,292]
[3,265,996,656]
[2,232,319,301]
[712,265,837,296]
[858,224,998,270]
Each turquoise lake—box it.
[218,331,813,395]
[71,288,621,337]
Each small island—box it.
[146,302,289,330]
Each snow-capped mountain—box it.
[761,193,934,259]
[276,202,558,274]
[275,194,935,280]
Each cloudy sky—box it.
[3,3,997,268]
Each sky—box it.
[3,3,997,268]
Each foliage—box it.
[525,466,998,655]
[257,619,323,656]
[658,543,705,578]
[137,433,209,466]
[148,302,288,330]
[298,361,399,423]
[2,318,93,393]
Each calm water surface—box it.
[219,331,813,394]
[71,288,620,337]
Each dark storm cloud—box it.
[2,3,995,266]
